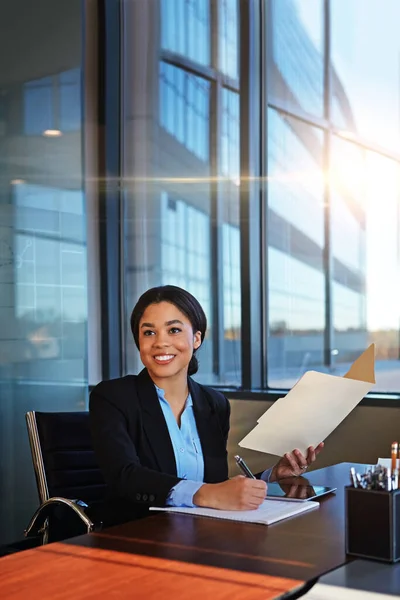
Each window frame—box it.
[97,0,400,406]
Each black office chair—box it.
[24,411,107,543]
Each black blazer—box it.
[89,369,231,515]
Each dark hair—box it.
[130,285,207,376]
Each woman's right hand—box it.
[193,475,267,511]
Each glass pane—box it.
[59,68,81,131]
[0,2,86,545]
[221,89,241,385]
[24,76,54,134]
[122,3,216,383]
[267,109,325,388]
[219,0,239,80]
[159,61,210,162]
[331,0,400,152]
[161,0,210,67]
[221,88,239,182]
[267,0,324,118]
[330,137,400,392]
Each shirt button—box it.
[180,447,184,453]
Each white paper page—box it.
[149,498,318,525]
[302,583,391,600]
[239,370,373,456]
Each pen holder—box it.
[345,486,400,563]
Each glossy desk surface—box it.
[312,559,400,597]
[0,462,359,599]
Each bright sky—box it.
[295,0,400,331]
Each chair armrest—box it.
[24,497,96,538]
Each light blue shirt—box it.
[155,386,204,506]
[155,385,273,507]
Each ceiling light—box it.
[42,129,63,137]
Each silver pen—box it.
[234,454,256,479]
[393,468,399,490]
[350,467,358,488]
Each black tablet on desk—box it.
[266,482,337,502]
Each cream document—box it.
[239,344,376,457]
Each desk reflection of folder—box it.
[239,344,376,457]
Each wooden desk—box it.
[0,544,304,599]
[0,463,357,599]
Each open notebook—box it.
[149,498,319,525]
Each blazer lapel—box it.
[136,369,177,476]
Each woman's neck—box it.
[153,372,189,426]
[152,372,189,408]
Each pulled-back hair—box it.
[130,285,207,376]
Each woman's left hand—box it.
[270,442,324,481]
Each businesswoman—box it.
[90,285,323,520]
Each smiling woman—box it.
[136,302,202,392]
[130,286,207,385]
[89,285,323,526]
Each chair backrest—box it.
[26,411,107,505]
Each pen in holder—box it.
[346,484,400,563]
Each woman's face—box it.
[138,301,201,384]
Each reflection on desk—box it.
[304,559,400,598]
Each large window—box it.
[267,0,400,392]
[118,1,400,396]
[122,0,241,386]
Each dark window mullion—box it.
[323,0,333,368]
[210,80,225,380]
[209,0,225,381]
[210,0,219,71]
[323,131,333,368]
[98,0,122,380]
[261,0,269,389]
[239,0,262,390]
